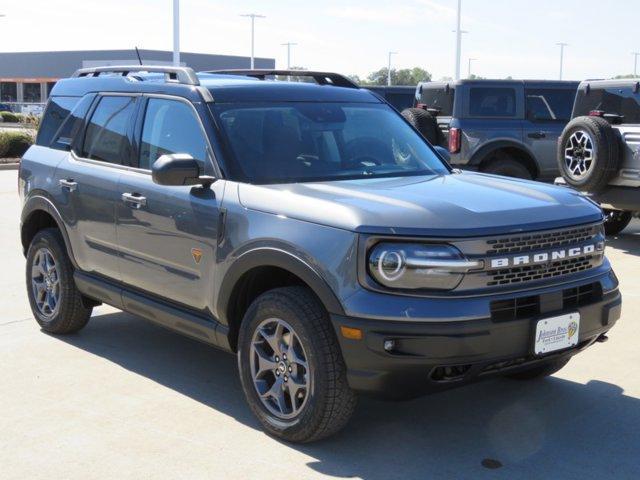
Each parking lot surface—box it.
[1,169,639,480]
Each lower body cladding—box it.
[333,272,621,400]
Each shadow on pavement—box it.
[607,221,640,257]
[57,311,640,479]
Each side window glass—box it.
[139,99,208,170]
[36,96,79,147]
[82,96,137,164]
[469,87,516,117]
[526,88,575,121]
[50,94,95,151]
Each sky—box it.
[1,0,639,81]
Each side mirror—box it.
[152,154,214,187]
[434,145,451,162]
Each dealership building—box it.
[0,49,275,104]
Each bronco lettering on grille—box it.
[490,244,599,269]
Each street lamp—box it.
[240,13,266,69]
[633,52,640,77]
[454,0,463,80]
[468,58,476,78]
[556,42,568,80]
[281,42,297,69]
[172,0,180,66]
[387,51,398,86]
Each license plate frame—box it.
[534,313,580,355]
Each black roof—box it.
[420,79,580,89]
[50,67,381,104]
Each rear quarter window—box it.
[36,96,80,147]
[469,87,517,117]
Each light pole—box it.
[240,13,266,69]
[468,58,476,78]
[633,52,640,77]
[281,42,297,69]
[387,51,398,86]
[172,0,180,66]
[454,0,462,80]
[557,42,568,80]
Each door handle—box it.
[59,179,78,192]
[527,132,546,139]
[121,192,147,208]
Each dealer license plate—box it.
[534,313,580,355]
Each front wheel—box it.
[603,209,632,236]
[237,287,356,443]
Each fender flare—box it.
[21,194,78,268]
[216,247,345,325]
[469,139,537,170]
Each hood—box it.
[237,172,603,237]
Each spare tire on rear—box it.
[401,108,440,145]
[557,116,620,192]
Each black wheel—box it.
[482,156,533,180]
[557,116,620,192]
[603,209,632,236]
[237,286,356,443]
[26,228,92,334]
[401,107,440,144]
[506,358,570,380]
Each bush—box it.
[0,131,34,158]
[0,111,22,123]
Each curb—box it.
[0,163,19,170]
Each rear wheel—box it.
[506,358,569,380]
[26,228,92,334]
[237,286,356,443]
[603,209,632,236]
[482,156,533,180]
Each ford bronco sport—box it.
[557,78,640,235]
[20,66,620,443]
[403,79,579,181]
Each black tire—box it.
[401,107,440,144]
[26,228,92,334]
[237,286,356,443]
[506,358,570,380]
[482,156,533,180]
[603,209,633,236]
[557,116,620,192]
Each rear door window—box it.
[82,96,137,164]
[36,96,80,147]
[469,87,517,117]
[138,98,208,170]
[526,88,576,121]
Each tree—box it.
[356,67,431,86]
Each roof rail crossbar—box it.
[207,69,359,89]
[72,65,200,86]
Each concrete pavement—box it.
[1,169,639,479]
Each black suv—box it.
[402,79,579,181]
[557,79,640,235]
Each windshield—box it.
[213,102,449,184]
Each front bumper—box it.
[332,272,622,399]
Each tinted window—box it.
[419,86,454,116]
[214,102,449,184]
[526,88,576,121]
[51,95,96,151]
[82,96,136,164]
[574,87,640,123]
[36,96,80,147]
[139,98,208,170]
[469,87,516,117]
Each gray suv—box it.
[403,79,578,181]
[557,79,640,235]
[19,66,620,442]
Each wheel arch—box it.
[470,140,539,179]
[21,195,78,268]
[217,248,345,351]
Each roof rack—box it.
[72,65,200,86]
[207,69,359,89]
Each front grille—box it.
[486,256,595,287]
[489,282,602,322]
[486,225,600,255]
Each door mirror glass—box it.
[152,154,213,186]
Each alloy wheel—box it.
[564,130,596,181]
[31,247,60,318]
[250,318,311,419]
